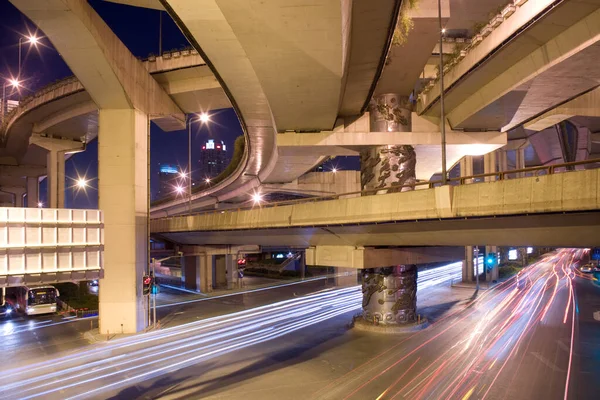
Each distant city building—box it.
[156,164,180,199]
[199,139,228,178]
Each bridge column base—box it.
[361,265,417,326]
[98,109,147,334]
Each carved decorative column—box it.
[361,265,417,325]
[361,93,416,194]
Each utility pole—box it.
[438,0,447,185]
[474,246,480,290]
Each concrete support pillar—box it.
[361,265,417,325]
[0,186,26,207]
[497,150,508,173]
[26,177,39,208]
[484,152,497,182]
[335,267,358,287]
[226,254,239,289]
[297,251,306,280]
[214,255,227,288]
[200,254,213,293]
[31,135,84,209]
[182,255,201,292]
[460,155,474,183]
[45,149,66,208]
[98,109,148,334]
[462,246,474,282]
[361,94,416,193]
[485,245,499,282]
[515,147,526,178]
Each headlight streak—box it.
[2,286,361,381]
[335,249,582,400]
[1,261,471,399]
[66,304,361,400]
[1,290,361,399]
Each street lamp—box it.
[18,35,39,78]
[205,178,211,184]
[187,112,211,213]
[2,78,21,121]
[76,178,87,189]
[251,192,263,205]
[37,202,43,208]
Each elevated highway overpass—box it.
[152,164,600,249]
[418,0,600,132]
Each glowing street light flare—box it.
[76,178,87,189]
[27,35,39,45]
[252,192,263,204]
[205,178,211,183]
[199,113,210,123]
[331,168,337,173]
[8,78,21,88]
[37,202,43,208]
[174,185,184,195]
[179,171,187,179]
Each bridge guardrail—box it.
[155,158,600,221]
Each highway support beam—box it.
[462,246,474,283]
[182,253,212,293]
[29,135,84,209]
[11,0,185,334]
[0,186,26,207]
[306,246,463,326]
[26,177,39,208]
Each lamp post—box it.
[18,35,39,78]
[186,113,210,213]
[438,0,447,185]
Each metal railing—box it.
[155,157,600,220]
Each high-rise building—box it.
[199,139,228,179]
[156,164,180,199]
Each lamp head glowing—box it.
[8,78,20,88]
[37,202,43,208]
[251,192,263,204]
[331,168,337,174]
[179,171,187,179]
[27,35,39,45]
[175,185,184,194]
[199,113,210,123]
[76,178,87,189]
[205,178,211,183]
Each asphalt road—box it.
[1,252,597,399]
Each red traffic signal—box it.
[143,275,152,285]
[237,258,246,266]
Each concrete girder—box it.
[375,0,449,97]
[306,246,464,269]
[445,6,600,131]
[337,0,402,116]
[10,0,184,127]
[0,164,46,178]
[524,86,600,132]
[104,0,164,9]
[32,101,97,135]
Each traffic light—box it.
[486,253,497,271]
[143,275,152,295]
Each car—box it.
[581,264,593,273]
[0,304,13,319]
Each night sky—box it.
[1,1,356,209]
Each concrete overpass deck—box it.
[418,0,600,132]
[0,51,225,166]
[152,161,600,248]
